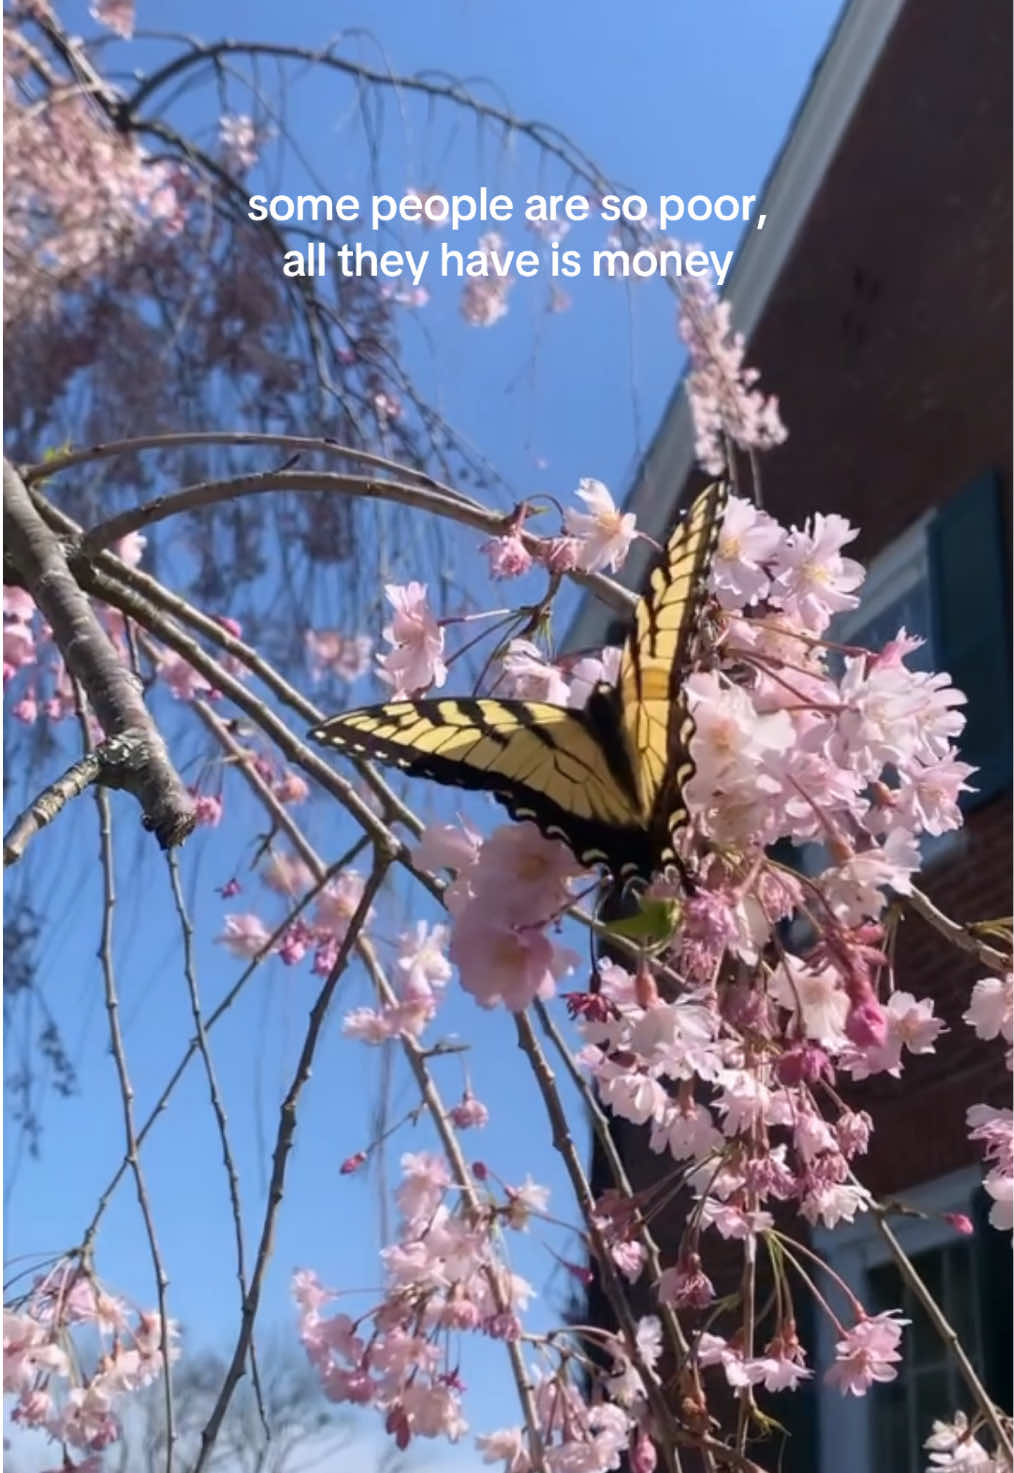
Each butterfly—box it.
[309,481,728,886]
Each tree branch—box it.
[3,729,158,868]
[3,459,195,849]
[904,884,1010,974]
[74,467,634,616]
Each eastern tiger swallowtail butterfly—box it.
[309,481,728,885]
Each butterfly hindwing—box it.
[309,697,650,874]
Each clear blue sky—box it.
[5,2,843,1466]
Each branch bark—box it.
[3,459,195,849]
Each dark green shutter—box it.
[929,471,1012,806]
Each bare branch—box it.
[904,884,1010,974]
[3,459,195,849]
[91,780,176,1472]
[166,853,269,1443]
[193,855,390,1472]
[74,468,634,616]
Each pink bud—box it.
[561,1259,594,1286]
[845,997,888,1049]
[776,1043,832,1087]
[630,1431,658,1473]
[634,967,659,1009]
[340,1151,367,1175]
[943,1212,974,1237]
[539,535,581,573]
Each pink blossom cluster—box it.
[218,113,260,174]
[478,1315,667,1473]
[460,233,514,327]
[377,581,448,697]
[298,1156,675,1470]
[4,1258,178,1464]
[305,628,375,683]
[293,1154,541,1447]
[217,862,372,976]
[482,478,639,584]
[924,1412,1013,1473]
[3,577,253,725]
[5,55,187,335]
[421,821,582,1011]
[4,585,100,728]
[678,280,788,474]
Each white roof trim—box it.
[568,0,906,651]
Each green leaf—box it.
[602,898,680,945]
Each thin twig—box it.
[165,853,269,1443]
[92,782,176,1473]
[193,857,390,1472]
[869,1204,1013,1460]
[904,885,1009,974]
[78,858,348,1250]
[212,739,548,1470]
[512,1012,682,1471]
[357,941,548,1471]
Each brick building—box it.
[572,1,1012,1467]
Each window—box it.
[811,1167,1011,1473]
[832,512,937,672]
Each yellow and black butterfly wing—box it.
[616,480,728,862]
[309,697,653,875]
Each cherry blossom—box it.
[825,1310,909,1395]
[377,582,447,695]
[498,639,571,704]
[217,912,274,958]
[90,0,134,39]
[964,975,1014,1047]
[460,233,514,326]
[710,495,783,609]
[219,114,259,173]
[450,909,577,1011]
[966,1104,1013,1232]
[924,1411,1011,1471]
[769,513,865,633]
[4,1261,177,1459]
[563,478,638,573]
[305,629,374,683]
[483,533,534,580]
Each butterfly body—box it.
[309,482,728,885]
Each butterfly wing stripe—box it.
[309,698,644,862]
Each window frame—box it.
[833,508,937,655]
[810,1165,983,1473]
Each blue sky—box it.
[4,2,843,1466]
